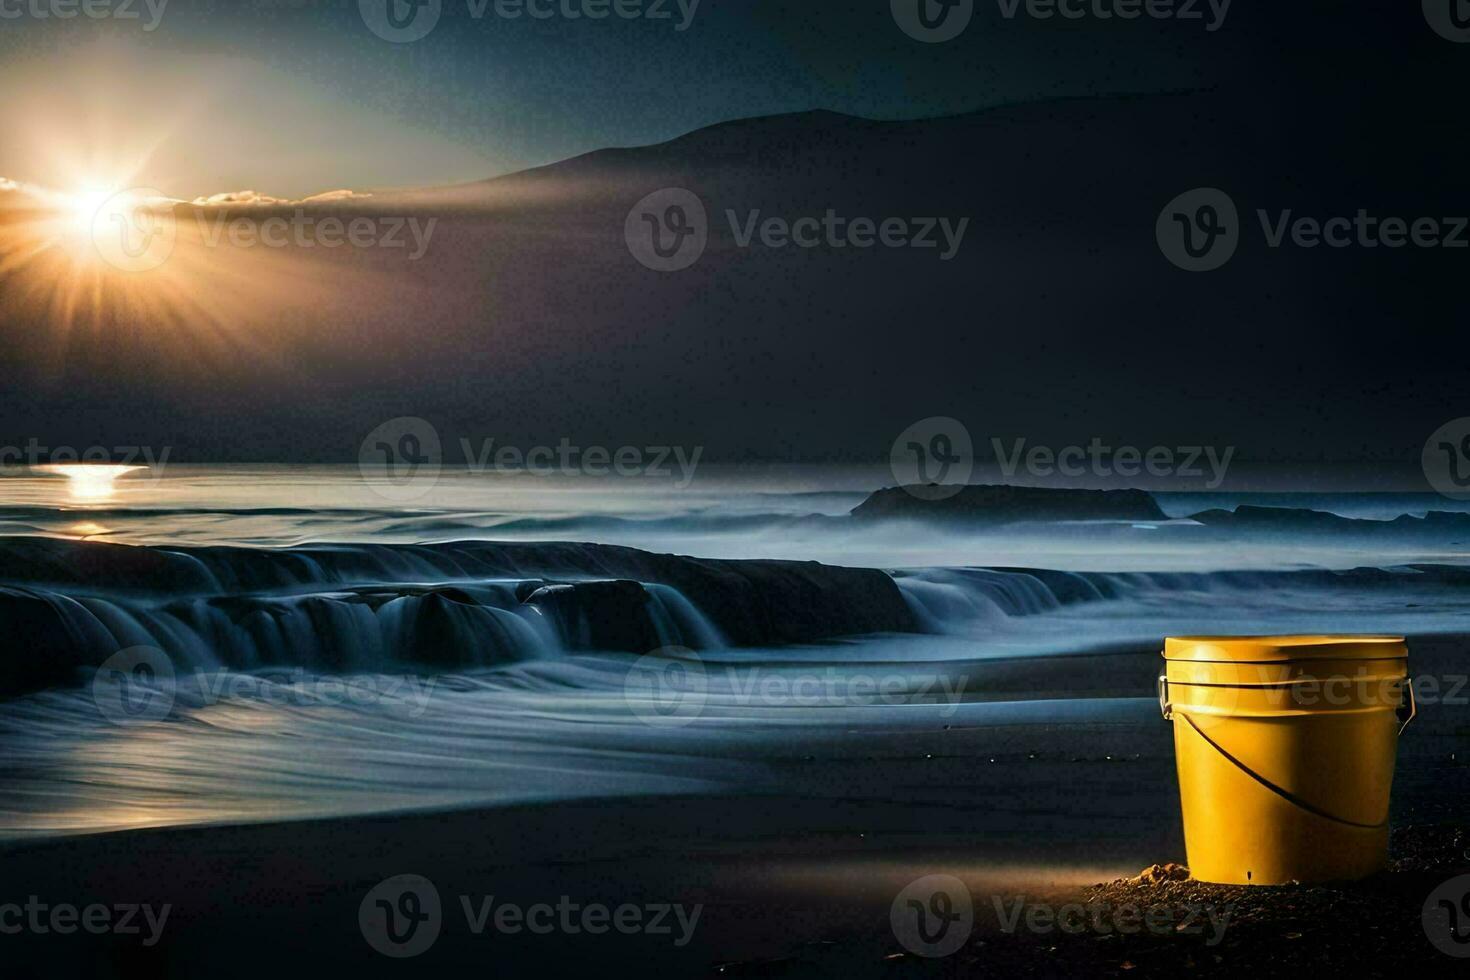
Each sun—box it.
[67,186,116,235]
[0,171,311,364]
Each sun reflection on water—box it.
[67,521,113,538]
[35,463,144,502]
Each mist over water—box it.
[2,463,1468,567]
[1,464,1467,839]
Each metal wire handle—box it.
[1397,676,1416,736]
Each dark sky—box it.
[2,0,1243,196]
[1,2,1467,469]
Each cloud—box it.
[191,188,374,207]
[191,190,288,206]
[300,189,373,204]
[0,177,54,205]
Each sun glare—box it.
[36,464,144,502]
[0,170,269,365]
[0,47,411,376]
[67,187,115,234]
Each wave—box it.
[5,532,1470,698]
[0,537,914,697]
[852,485,1167,523]
[1189,505,1470,535]
[894,563,1470,630]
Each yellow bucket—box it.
[1159,635,1414,884]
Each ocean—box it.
[1,464,1467,840]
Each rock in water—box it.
[521,580,663,653]
[849,484,1168,524]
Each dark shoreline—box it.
[4,793,1468,978]
[3,629,1467,978]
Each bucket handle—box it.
[1160,673,1415,731]
[1397,676,1416,735]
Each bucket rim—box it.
[1162,634,1407,663]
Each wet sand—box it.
[2,636,1466,977]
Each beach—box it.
[1,471,1469,976]
[3,627,1466,977]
